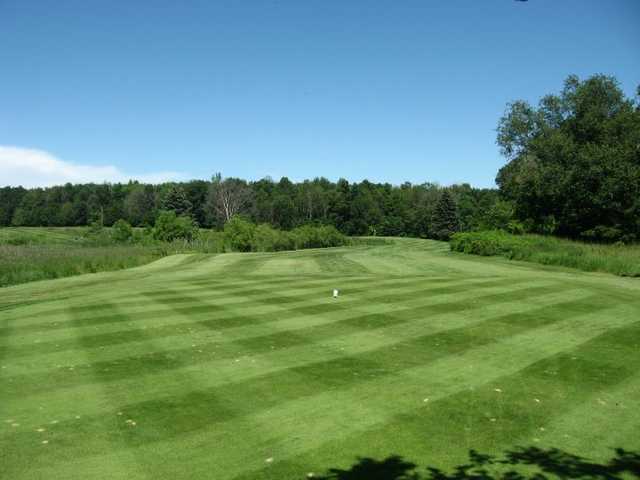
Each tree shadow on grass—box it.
[314,447,640,480]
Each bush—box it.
[251,224,294,252]
[223,216,255,252]
[112,219,133,242]
[291,224,348,249]
[450,230,640,277]
[222,218,348,252]
[153,210,198,242]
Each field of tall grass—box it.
[0,244,165,287]
[450,230,640,277]
[0,226,348,287]
[0,227,177,287]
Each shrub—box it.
[153,210,198,242]
[223,216,255,252]
[450,230,640,277]
[111,219,133,242]
[251,224,294,252]
[222,219,347,252]
[291,225,348,249]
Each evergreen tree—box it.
[162,185,192,216]
[431,191,460,240]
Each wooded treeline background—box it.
[0,177,498,239]
[2,74,639,242]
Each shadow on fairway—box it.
[313,447,640,480]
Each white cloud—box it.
[0,145,188,187]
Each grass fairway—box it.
[1,239,639,479]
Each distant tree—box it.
[431,191,460,240]
[205,174,253,226]
[272,194,296,229]
[0,186,26,226]
[182,180,209,226]
[124,186,157,226]
[297,179,328,222]
[161,185,192,216]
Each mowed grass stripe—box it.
[2,285,603,434]
[3,275,523,345]
[2,278,568,385]
[0,273,364,326]
[0,275,518,376]
[1,275,470,354]
[313,250,371,273]
[2,290,626,475]
[0,278,559,386]
[2,282,587,417]
[1,274,434,334]
[0,261,370,323]
[226,316,640,480]
[1,302,177,479]
[216,307,639,479]
[237,309,638,478]
[534,372,640,458]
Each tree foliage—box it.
[205,174,254,227]
[497,74,640,241]
[430,191,460,240]
[152,210,198,242]
[0,176,499,240]
[223,216,256,252]
[111,219,133,242]
[161,185,192,216]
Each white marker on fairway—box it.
[333,289,339,298]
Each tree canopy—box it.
[0,178,499,240]
[496,74,640,241]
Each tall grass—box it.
[450,230,640,277]
[0,227,217,287]
[0,226,90,245]
[0,244,165,288]
[0,226,346,288]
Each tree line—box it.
[2,74,638,242]
[0,177,497,240]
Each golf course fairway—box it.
[1,239,639,479]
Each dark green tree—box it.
[431,191,460,240]
[497,74,640,241]
[161,185,192,216]
[124,185,157,226]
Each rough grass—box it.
[0,244,165,288]
[451,231,640,277]
[0,226,91,245]
[1,238,638,479]
[0,227,346,287]
[0,228,228,287]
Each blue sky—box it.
[1,0,638,188]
